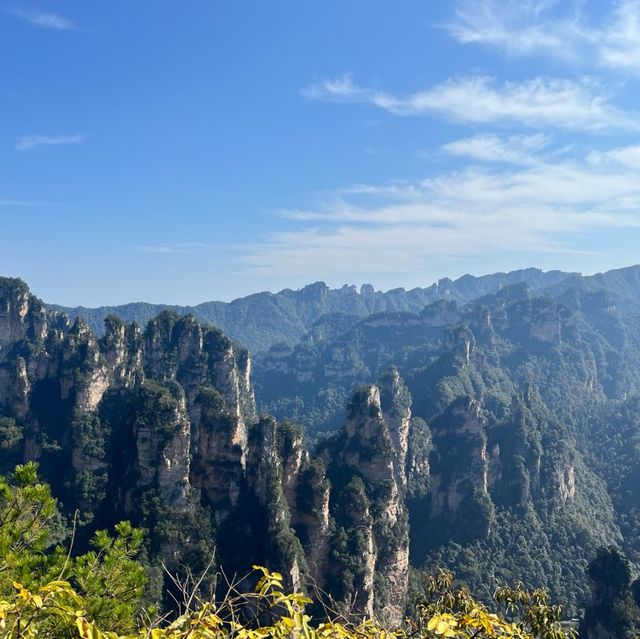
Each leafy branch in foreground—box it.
[0,565,577,639]
[409,570,576,639]
[0,463,146,636]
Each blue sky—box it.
[2,1,640,305]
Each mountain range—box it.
[3,264,640,621]
[49,267,590,353]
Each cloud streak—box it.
[442,133,551,165]
[303,75,638,131]
[10,8,75,30]
[16,134,85,151]
[240,140,640,280]
[447,0,591,61]
[448,0,640,73]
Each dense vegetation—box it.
[253,278,640,614]
[0,463,146,636]
[0,462,585,639]
[5,267,640,632]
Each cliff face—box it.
[0,278,418,619]
[0,280,299,590]
[428,397,490,532]
[255,281,640,438]
[311,370,428,626]
[254,281,637,615]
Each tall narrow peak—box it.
[323,377,411,626]
[0,278,48,350]
[379,367,412,487]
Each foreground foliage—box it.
[0,565,577,639]
[0,463,145,636]
[0,463,579,638]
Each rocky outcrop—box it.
[429,397,489,523]
[419,300,461,327]
[102,316,143,385]
[291,458,331,587]
[52,267,582,352]
[190,387,248,511]
[557,463,576,506]
[132,386,191,506]
[0,279,47,350]
[320,374,416,626]
[0,279,303,588]
[342,385,397,486]
[379,368,412,487]
[442,326,476,364]
[0,278,424,609]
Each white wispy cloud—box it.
[448,0,640,72]
[599,0,640,71]
[16,134,85,151]
[447,0,591,61]
[10,8,75,30]
[303,75,638,131]
[442,134,551,165]
[587,145,640,170]
[240,140,640,279]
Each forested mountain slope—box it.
[255,282,640,434]
[254,279,640,611]
[0,277,427,623]
[4,271,640,620]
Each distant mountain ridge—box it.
[49,267,578,352]
[5,272,640,617]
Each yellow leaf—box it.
[436,620,451,635]
[40,580,72,594]
[76,618,90,637]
